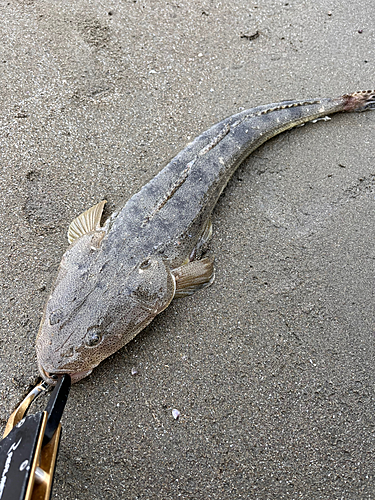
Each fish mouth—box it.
[38,362,93,385]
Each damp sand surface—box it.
[0,2,374,498]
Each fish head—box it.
[36,233,176,384]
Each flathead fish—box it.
[36,90,375,383]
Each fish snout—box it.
[38,362,59,385]
[38,359,93,385]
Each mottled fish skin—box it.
[36,91,375,384]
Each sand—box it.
[0,1,374,498]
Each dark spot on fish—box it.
[131,283,160,303]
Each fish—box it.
[36,90,375,384]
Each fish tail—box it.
[341,90,375,112]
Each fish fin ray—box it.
[67,200,107,244]
[199,218,213,248]
[172,257,215,298]
[191,218,213,260]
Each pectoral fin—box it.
[172,257,215,298]
[68,200,107,244]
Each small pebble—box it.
[131,367,138,376]
[172,409,180,420]
[198,53,203,57]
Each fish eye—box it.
[139,259,151,270]
[86,328,102,347]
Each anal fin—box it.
[172,257,215,298]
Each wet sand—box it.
[0,1,374,498]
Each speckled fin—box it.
[172,257,215,298]
[67,200,107,244]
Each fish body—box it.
[36,90,375,383]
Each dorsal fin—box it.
[67,200,107,244]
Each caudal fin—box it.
[342,90,375,112]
